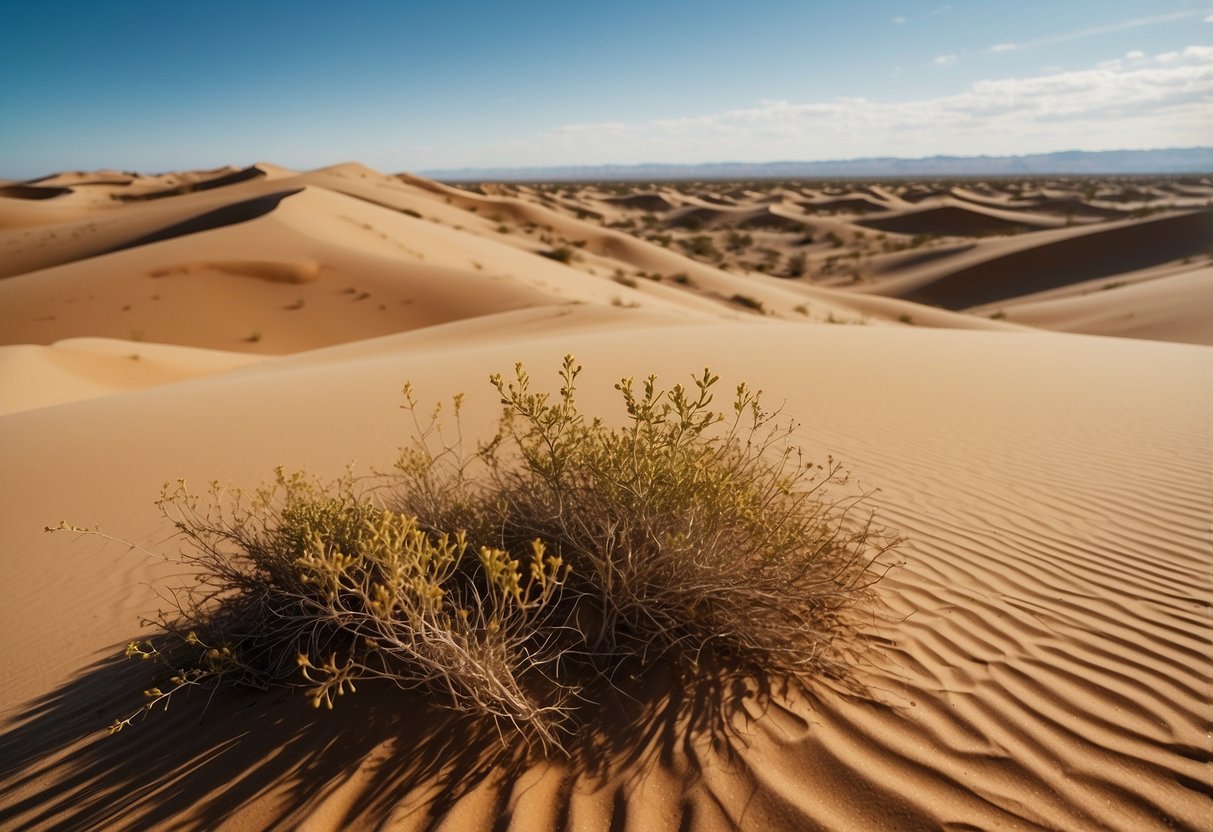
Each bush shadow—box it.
[0,644,795,830]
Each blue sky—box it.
[2,0,1211,176]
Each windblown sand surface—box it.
[1,164,1210,830]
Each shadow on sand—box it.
[0,644,792,830]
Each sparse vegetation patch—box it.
[58,360,897,755]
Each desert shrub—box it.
[83,469,569,744]
[787,252,808,277]
[540,245,576,263]
[64,358,897,755]
[679,234,721,259]
[730,293,765,312]
[726,230,753,252]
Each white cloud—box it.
[516,47,1213,165]
[934,53,958,67]
[1205,13,1213,23]
[991,43,1018,53]
[892,15,907,25]
[1125,50,1146,60]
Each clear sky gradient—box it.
[3,0,1211,177]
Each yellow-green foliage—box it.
[76,357,897,754]
[106,470,571,747]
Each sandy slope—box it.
[0,164,1210,831]
[0,338,264,415]
[972,267,1213,346]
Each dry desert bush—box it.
[55,357,899,755]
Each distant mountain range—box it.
[423,148,1213,182]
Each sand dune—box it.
[801,196,892,214]
[0,163,1210,831]
[108,165,267,202]
[893,208,1213,309]
[0,338,265,415]
[0,184,75,200]
[602,192,676,212]
[952,188,1126,219]
[857,202,1062,237]
[972,267,1213,345]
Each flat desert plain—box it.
[1,163,1210,830]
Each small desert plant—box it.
[730,293,765,312]
[680,234,721,259]
[60,358,897,755]
[57,468,568,743]
[787,252,808,277]
[540,245,576,264]
[726,230,753,252]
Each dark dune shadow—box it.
[801,197,888,214]
[0,645,778,830]
[0,185,74,200]
[602,194,676,212]
[899,207,1213,309]
[664,206,729,229]
[857,205,1051,237]
[1008,198,1124,219]
[109,167,268,203]
[0,189,305,281]
[899,188,949,203]
[104,189,304,255]
[950,190,1124,219]
[736,208,804,231]
[866,243,977,276]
